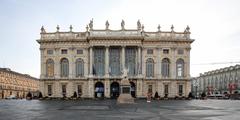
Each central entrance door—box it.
[95,82,104,98]
[110,82,120,99]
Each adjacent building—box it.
[0,68,39,99]
[191,64,240,96]
[37,20,194,98]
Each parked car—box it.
[6,95,16,99]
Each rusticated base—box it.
[117,94,135,104]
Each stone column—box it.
[89,46,93,77]
[186,48,191,79]
[122,46,125,70]
[54,48,60,79]
[88,79,94,98]
[171,48,176,79]
[40,48,45,79]
[157,48,161,78]
[105,46,109,77]
[69,47,74,79]
[104,79,110,98]
[138,46,142,75]
[137,79,143,97]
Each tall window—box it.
[146,58,154,77]
[93,48,105,76]
[176,59,184,77]
[61,58,69,77]
[76,58,84,77]
[109,48,121,76]
[125,48,136,76]
[178,84,183,96]
[162,58,170,77]
[46,59,54,77]
[47,85,52,96]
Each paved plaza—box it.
[0,99,240,120]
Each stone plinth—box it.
[117,77,135,104]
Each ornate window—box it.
[46,59,54,77]
[146,58,154,77]
[60,58,69,77]
[61,49,68,54]
[176,59,184,77]
[76,58,84,77]
[125,48,136,76]
[93,48,105,76]
[77,49,83,54]
[109,48,121,76]
[162,58,170,77]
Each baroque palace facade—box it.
[0,68,39,99]
[37,20,194,98]
[191,65,240,96]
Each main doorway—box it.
[95,82,104,98]
[110,82,120,99]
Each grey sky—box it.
[0,0,240,78]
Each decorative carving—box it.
[137,20,141,30]
[105,20,109,30]
[121,20,125,30]
[185,25,190,33]
[86,25,89,32]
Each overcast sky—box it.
[0,0,240,78]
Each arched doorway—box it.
[130,82,136,98]
[95,82,104,98]
[110,82,120,99]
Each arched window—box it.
[76,58,84,77]
[176,59,184,77]
[146,58,154,77]
[46,59,54,77]
[162,58,170,77]
[60,58,69,77]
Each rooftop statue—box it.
[137,20,141,30]
[157,24,161,32]
[121,20,125,30]
[105,20,109,30]
[89,19,93,30]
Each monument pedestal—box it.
[117,77,135,104]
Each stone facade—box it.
[191,64,240,96]
[0,68,39,99]
[37,20,194,98]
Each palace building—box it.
[37,20,194,98]
[0,68,39,99]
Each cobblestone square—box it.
[0,99,240,120]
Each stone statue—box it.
[157,24,161,32]
[41,26,46,33]
[105,20,109,30]
[69,25,73,32]
[121,20,125,30]
[137,20,141,30]
[56,25,60,32]
[89,19,93,30]
[122,67,128,78]
[171,24,174,32]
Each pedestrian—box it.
[147,92,152,103]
